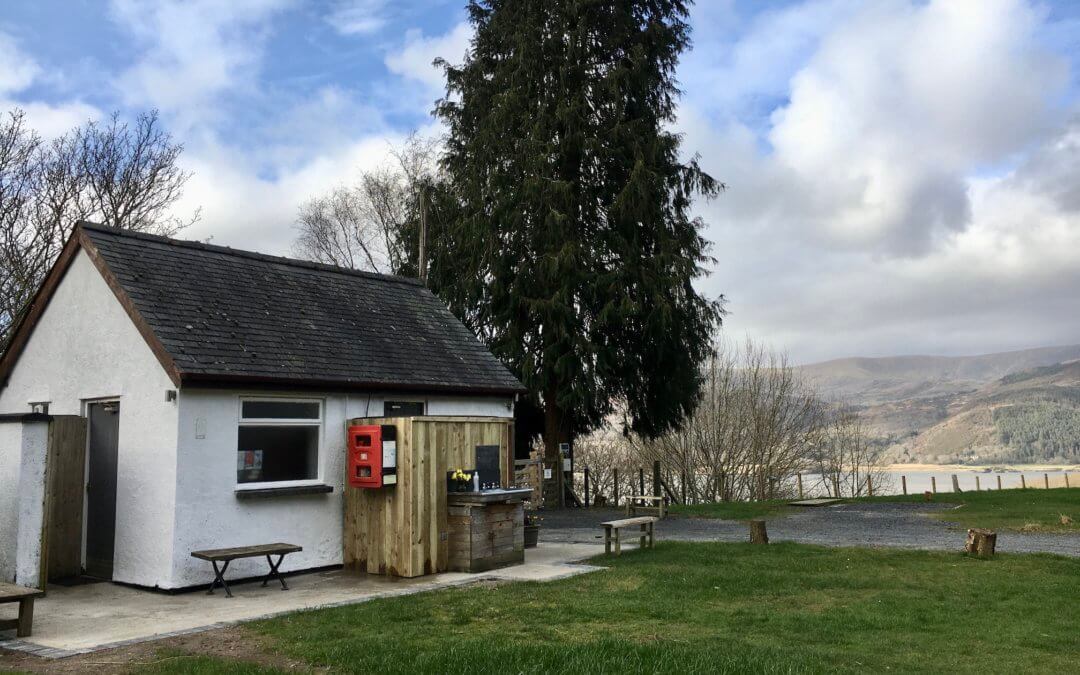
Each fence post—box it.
[931,476,937,493]
[1044,473,1050,490]
[1021,474,1027,489]
[584,467,590,508]
[797,474,804,499]
[768,476,778,499]
[902,475,907,495]
[867,474,873,497]
[951,474,961,493]
[613,468,619,507]
[975,476,980,491]
[1066,474,1071,489]
[997,475,1002,490]
[639,468,645,496]
[681,469,688,505]
[653,460,661,498]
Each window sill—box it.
[234,484,334,499]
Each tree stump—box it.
[923,491,933,502]
[965,528,997,558]
[749,519,769,544]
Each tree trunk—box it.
[965,528,997,558]
[543,390,568,508]
[749,520,769,544]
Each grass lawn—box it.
[141,542,1080,674]
[671,487,1079,533]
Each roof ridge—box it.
[77,221,425,287]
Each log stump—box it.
[923,491,933,502]
[965,528,997,558]
[749,519,769,544]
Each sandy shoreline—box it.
[885,463,1080,472]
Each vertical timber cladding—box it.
[343,416,511,578]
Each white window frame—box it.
[235,396,324,490]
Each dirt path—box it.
[539,502,1080,557]
[0,625,300,674]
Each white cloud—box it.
[327,0,390,36]
[385,22,472,90]
[685,0,1080,362]
[0,30,101,138]
[108,0,293,128]
[173,126,434,256]
[0,31,40,95]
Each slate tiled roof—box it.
[78,223,524,394]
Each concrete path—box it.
[0,543,603,657]
[540,502,1080,557]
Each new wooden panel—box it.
[343,417,511,578]
[44,416,88,581]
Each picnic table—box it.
[0,582,44,637]
[625,494,666,518]
[191,543,302,598]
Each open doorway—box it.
[84,401,120,580]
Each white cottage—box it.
[0,222,523,590]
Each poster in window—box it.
[237,449,264,482]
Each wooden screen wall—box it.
[44,415,88,581]
[343,416,511,578]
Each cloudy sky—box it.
[2,0,1079,364]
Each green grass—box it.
[672,487,1080,533]
[861,487,1080,532]
[146,542,1079,674]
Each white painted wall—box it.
[14,420,50,587]
[171,388,513,588]
[0,250,180,588]
[0,423,24,582]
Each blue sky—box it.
[3,0,1080,363]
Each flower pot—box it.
[524,524,539,548]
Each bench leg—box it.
[649,522,655,548]
[614,528,621,555]
[208,560,233,598]
[604,526,612,555]
[640,523,647,549]
[16,598,33,638]
[263,554,289,590]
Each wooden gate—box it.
[343,416,512,577]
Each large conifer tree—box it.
[434,0,723,503]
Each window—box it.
[237,399,321,485]
[384,400,425,417]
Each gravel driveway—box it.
[538,502,1080,557]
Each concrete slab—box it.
[0,543,603,656]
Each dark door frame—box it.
[84,398,120,580]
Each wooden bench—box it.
[0,583,44,638]
[601,516,658,555]
[625,494,666,518]
[191,543,302,598]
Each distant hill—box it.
[798,346,1080,465]
[799,345,1080,404]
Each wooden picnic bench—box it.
[625,494,666,518]
[601,516,658,555]
[191,543,302,598]
[0,582,44,638]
